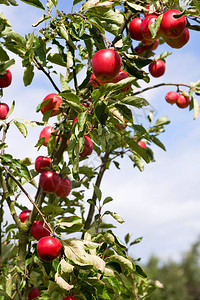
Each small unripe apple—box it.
[163,28,189,49]
[62,297,78,300]
[80,136,93,157]
[140,14,161,42]
[161,9,187,39]
[112,69,131,93]
[165,91,179,104]
[37,236,62,261]
[90,73,106,87]
[176,94,190,108]
[138,141,147,148]
[129,18,144,41]
[41,93,62,117]
[92,49,121,82]
[35,156,52,173]
[0,70,12,88]
[28,287,41,300]
[0,103,9,120]
[31,220,50,240]
[149,60,165,78]
[56,178,72,198]
[39,126,55,146]
[39,170,61,193]
[19,209,31,223]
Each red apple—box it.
[165,91,179,104]
[163,28,189,49]
[19,209,31,223]
[62,297,78,300]
[28,287,41,300]
[161,9,187,38]
[39,126,55,146]
[80,136,93,157]
[176,94,190,108]
[129,18,144,41]
[35,156,52,173]
[37,236,62,261]
[31,220,50,240]
[0,103,9,120]
[90,73,106,88]
[56,178,72,198]
[92,49,121,82]
[41,93,62,117]
[39,170,61,193]
[140,14,161,42]
[112,69,131,93]
[149,60,165,78]
[0,70,12,88]
[138,141,147,148]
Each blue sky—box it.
[1,0,200,264]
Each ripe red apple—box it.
[92,49,121,82]
[39,126,55,146]
[148,60,165,78]
[0,103,9,120]
[28,287,41,300]
[37,236,62,261]
[62,297,78,300]
[35,156,52,173]
[165,91,179,104]
[163,28,189,49]
[129,18,144,41]
[112,69,131,93]
[140,14,161,42]
[56,178,72,198]
[176,94,190,108]
[161,9,187,38]
[80,136,93,157]
[41,93,62,117]
[31,220,50,240]
[0,70,12,88]
[90,73,106,88]
[19,209,31,223]
[138,141,147,148]
[39,170,61,193]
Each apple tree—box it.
[0,0,200,299]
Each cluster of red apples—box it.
[0,69,12,120]
[129,7,189,78]
[165,90,190,108]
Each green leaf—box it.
[23,64,34,86]
[150,135,166,151]
[55,272,74,291]
[155,116,170,126]
[0,46,9,61]
[103,196,113,205]
[93,184,102,201]
[20,0,45,10]
[129,154,144,172]
[95,100,108,125]
[135,264,147,278]
[125,136,149,163]
[130,237,143,246]
[125,233,131,245]
[55,216,84,233]
[14,120,28,137]
[149,14,163,39]
[121,96,149,108]
[104,211,124,224]
[114,103,133,123]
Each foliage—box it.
[0,0,200,299]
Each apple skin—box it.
[37,236,62,261]
[165,91,179,104]
[138,141,147,148]
[28,287,41,300]
[112,69,131,93]
[39,126,55,146]
[129,18,144,41]
[0,103,9,120]
[90,73,106,88]
[56,178,72,198]
[80,136,93,157]
[161,9,187,39]
[140,14,161,42]
[31,220,50,240]
[135,39,159,54]
[35,156,52,173]
[176,94,190,108]
[0,70,12,88]
[41,93,62,117]
[163,28,189,49]
[19,209,31,223]
[92,49,121,82]
[149,60,165,78]
[62,297,78,300]
[39,170,61,193]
